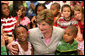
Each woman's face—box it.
[74,11,82,21]
[62,7,71,18]
[2,4,10,17]
[37,6,45,14]
[38,21,52,34]
[16,27,28,42]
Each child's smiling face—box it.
[63,28,75,44]
[16,27,28,42]
[74,11,82,21]
[62,7,71,18]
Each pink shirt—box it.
[44,38,51,46]
[78,41,84,55]
[15,16,30,26]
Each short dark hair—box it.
[13,24,28,40]
[51,3,61,10]
[61,4,72,17]
[66,25,78,37]
[35,3,47,15]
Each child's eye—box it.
[68,33,71,36]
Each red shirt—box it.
[1,16,17,35]
[55,17,78,29]
[78,21,84,34]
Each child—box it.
[56,25,78,55]
[10,24,33,55]
[77,30,84,55]
[50,3,61,26]
[74,5,84,34]
[74,5,84,42]
[14,5,31,29]
[1,3,17,36]
[31,3,47,28]
[56,4,78,29]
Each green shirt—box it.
[1,45,7,55]
[56,40,78,55]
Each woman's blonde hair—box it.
[74,5,84,23]
[36,9,54,26]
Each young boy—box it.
[50,3,61,26]
[56,25,78,55]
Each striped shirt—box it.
[1,16,17,35]
[56,17,78,29]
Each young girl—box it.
[50,3,61,26]
[74,5,84,34]
[56,25,78,55]
[14,5,31,29]
[56,4,78,29]
[1,3,16,45]
[74,5,84,42]
[10,24,33,55]
[1,3,17,36]
[31,3,47,28]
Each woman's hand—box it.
[7,42,19,55]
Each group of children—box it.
[1,1,84,55]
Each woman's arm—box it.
[31,44,33,55]
[12,44,19,55]
[7,42,19,55]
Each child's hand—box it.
[76,25,83,42]
[30,3,35,10]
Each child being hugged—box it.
[56,4,78,29]
[56,25,78,55]
[9,24,33,55]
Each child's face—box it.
[74,11,82,21]
[16,27,28,42]
[62,7,71,18]
[2,4,10,17]
[37,6,45,14]
[50,5,59,16]
[17,5,26,17]
[63,29,75,43]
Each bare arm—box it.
[78,50,83,55]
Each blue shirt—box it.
[26,1,38,17]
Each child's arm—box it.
[78,50,83,55]
[1,35,5,46]
[30,3,35,10]
[7,37,14,44]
